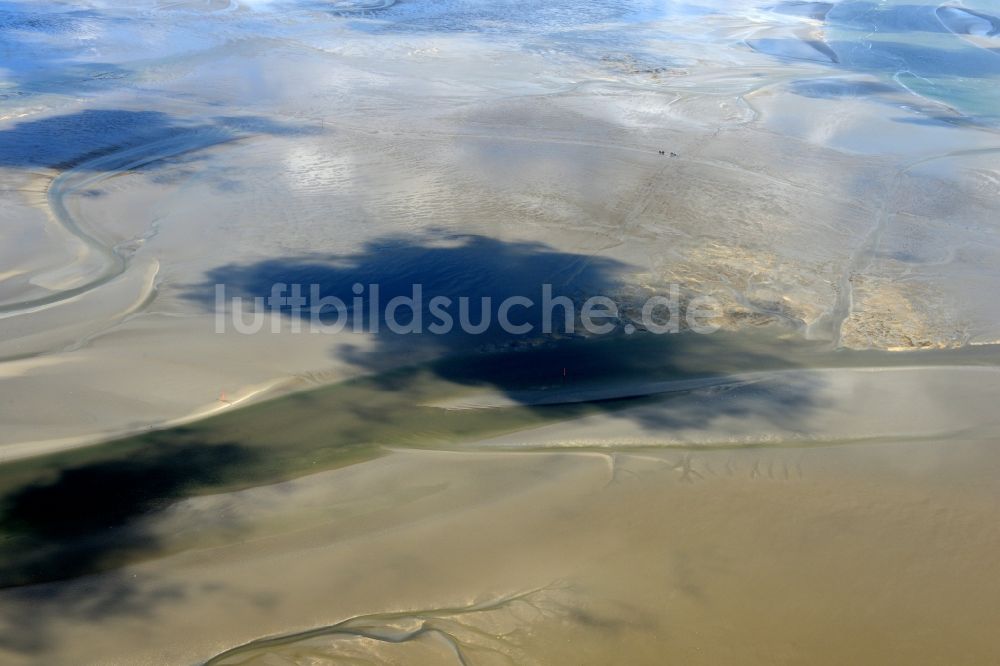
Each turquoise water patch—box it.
[824,0,1000,123]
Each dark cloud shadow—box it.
[183,228,820,424]
[0,232,823,652]
[188,230,631,362]
[0,435,265,590]
[0,108,319,173]
[0,434,258,652]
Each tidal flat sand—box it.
[2,335,1000,663]
[3,426,1000,664]
[2,0,1000,663]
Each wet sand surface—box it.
[2,0,1000,663]
[2,0,1000,448]
[4,430,1000,664]
[1,334,1000,663]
